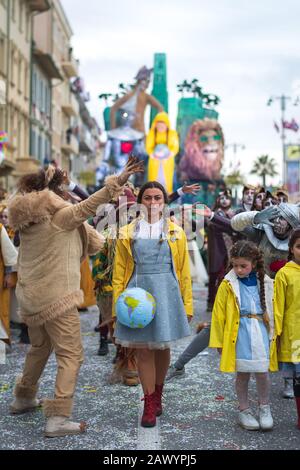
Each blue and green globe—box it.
[116,287,156,329]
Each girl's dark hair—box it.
[18,168,68,199]
[230,240,270,330]
[137,181,169,204]
[288,227,300,261]
[136,181,169,243]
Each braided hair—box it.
[229,240,270,330]
[288,227,300,261]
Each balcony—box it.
[33,47,62,80]
[13,157,41,177]
[27,0,50,12]
[62,56,79,78]
[61,132,79,155]
[79,127,94,154]
[62,92,79,117]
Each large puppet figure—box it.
[104,67,164,183]
[179,118,224,182]
[146,112,179,194]
[110,66,163,134]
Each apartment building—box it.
[0,0,50,185]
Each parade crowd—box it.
[0,159,300,439]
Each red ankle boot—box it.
[154,384,164,417]
[295,397,300,430]
[141,392,156,428]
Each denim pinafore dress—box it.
[114,238,191,349]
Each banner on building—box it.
[286,161,300,195]
[286,145,300,161]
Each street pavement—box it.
[0,284,299,451]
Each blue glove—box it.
[253,206,281,226]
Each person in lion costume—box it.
[179,118,225,181]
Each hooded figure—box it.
[146,112,179,194]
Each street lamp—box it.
[225,143,245,205]
[267,94,299,184]
[225,143,246,171]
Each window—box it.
[25,11,31,42]
[19,1,24,33]
[24,65,29,99]
[0,34,6,75]
[10,47,15,86]
[11,0,15,21]
[32,70,36,104]
[40,80,44,112]
[17,55,22,93]
[38,134,42,160]
[30,128,36,158]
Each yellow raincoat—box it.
[270,261,300,371]
[146,112,179,194]
[112,219,193,319]
[209,269,274,372]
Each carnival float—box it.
[98,53,224,204]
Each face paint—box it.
[254,192,266,210]
[272,216,290,236]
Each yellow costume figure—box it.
[146,112,179,194]
[79,257,96,309]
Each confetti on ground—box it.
[83,386,98,393]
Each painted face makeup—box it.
[272,216,290,237]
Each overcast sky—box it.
[61,0,300,186]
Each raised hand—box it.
[62,170,70,186]
[117,156,144,186]
[182,183,202,195]
[253,206,281,226]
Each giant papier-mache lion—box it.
[179,118,225,181]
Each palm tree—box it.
[250,155,278,187]
[225,170,245,187]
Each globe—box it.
[116,287,156,329]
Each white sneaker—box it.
[259,404,273,431]
[45,416,87,438]
[282,378,294,399]
[238,409,260,430]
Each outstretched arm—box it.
[53,157,144,231]
[147,94,164,112]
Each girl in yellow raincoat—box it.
[209,240,274,431]
[146,112,179,194]
[272,228,300,430]
[113,181,192,428]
